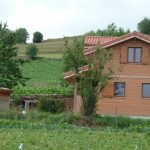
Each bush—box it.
[38,97,64,113]
[33,31,43,43]
[26,44,38,59]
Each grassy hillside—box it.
[17,36,83,59]
[20,59,64,88]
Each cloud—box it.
[0,0,150,42]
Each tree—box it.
[0,23,25,88]
[33,31,43,43]
[85,23,130,36]
[64,39,113,116]
[26,44,38,59]
[15,28,29,43]
[63,37,86,72]
[137,17,150,34]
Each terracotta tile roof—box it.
[84,31,150,55]
[64,65,89,80]
[84,36,118,46]
[64,31,150,80]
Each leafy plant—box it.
[15,28,29,43]
[0,23,25,88]
[38,97,64,113]
[85,23,130,36]
[64,38,113,116]
[11,86,74,105]
[26,44,38,59]
[33,31,43,43]
[138,17,150,34]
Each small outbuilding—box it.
[0,88,11,111]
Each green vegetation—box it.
[38,97,64,113]
[20,59,64,87]
[138,17,150,34]
[0,126,149,150]
[10,59,73,104]
[11,86,73,105]
[64,38,112,116]
[13,87,73,96]
[15,28,29,44]
[0,111,150,149]
[0,127,150,150]
[26,44,39,59]
[63,38,85,72]
[17,36,82,59]
[33,31,43,43]
[85,23,130,36]
[0,23,25,88]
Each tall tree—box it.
[33,31,43,43]
[138,17,150,34]
[15,28,29,43]
[0,23,25,88]
[64,39,113,116]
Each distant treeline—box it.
[85,23,130,37]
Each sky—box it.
[0,0,150,42]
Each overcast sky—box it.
[0,0,150,42]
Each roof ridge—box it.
[85,35,118,38]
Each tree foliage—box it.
[26,44,38,59]
[63,37,86,72]
[85,23,130,36]
[64,39,113,116]
[15,28,29,43]
[137,17,150,34]
[33,31,43,43]
[0,23,25,88]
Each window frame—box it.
[127,47,142,63]
[142,83,150,98]
[114,82,125,97]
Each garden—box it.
[0,111,150,150]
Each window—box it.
[114,82,125,97]
[128,47,141,63]
[142,83,150,98]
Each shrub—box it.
[26,44,38,59]
[38,97,64,113]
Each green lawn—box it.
[20,59,64,88]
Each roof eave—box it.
[103,35,150,48]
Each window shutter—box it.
[142,48,149,65]
[102,81,114,98]
[120,47,127,64]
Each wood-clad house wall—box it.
[0,89,11,111]
[74,38,150,116]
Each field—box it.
[20,59,64,88]
[0,111,150,150]
[17,36,82,59]
[1,127,150,150]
